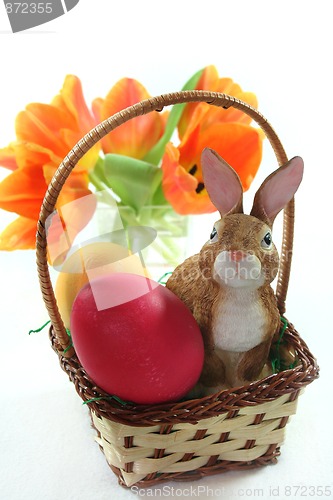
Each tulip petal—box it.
[0,75,100,252]
[60,128,101,172]
[53,75,96,134]
[15,104,73,158]
[0,164,47,219]
[196,123,263,191]
[0,216,37,250]
[92,97,103,123]
[161,143,216,215]
[178,71,260,141]
[42,162,91,207]
[98,78,165,159]
[12,141,53,169]
[0,145,18,171]
[202,78,258,126]
[46,189,97,266]
[196,65,220,89]
[15,77,100,172]
[180,90,259,149]
[178,65,219,139]
[44,163,96,257]
[162,120,263,215]
[178,124,201,169]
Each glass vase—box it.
[118,205,190,281]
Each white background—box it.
[0,1,332,499]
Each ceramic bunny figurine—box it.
[166,148,304,395]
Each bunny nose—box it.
[229,250,246,262]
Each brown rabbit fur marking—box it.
[166,148,304,395]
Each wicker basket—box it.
[36,90,319,488]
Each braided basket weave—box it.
[36,90,319,488]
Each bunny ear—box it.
[201,148,243,216]
[250,156,304,225]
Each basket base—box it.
[90,406,287,488]
[109,448,280,488]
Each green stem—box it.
[89,170,108,191]
[143,68,204,166]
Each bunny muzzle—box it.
[213,250,265,289]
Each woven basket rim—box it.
[51,318,319,427]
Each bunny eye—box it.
[210,226,218,243]
[261,231,273,249]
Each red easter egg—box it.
[70,273,204,404]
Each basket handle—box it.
[36,90,293,357]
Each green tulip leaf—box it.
[103,154,162,212]
[143,67,204,166]
[151,183,169,206]
[89,156,110,191]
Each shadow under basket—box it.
[37,90,319,488]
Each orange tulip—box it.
[178,65,259,139]
[92,78,167,159]
[161,67,263,214]
[0,146,17,171]
[0,68,263,250]
[0,75,99,251]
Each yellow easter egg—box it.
[55,242,148,329]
